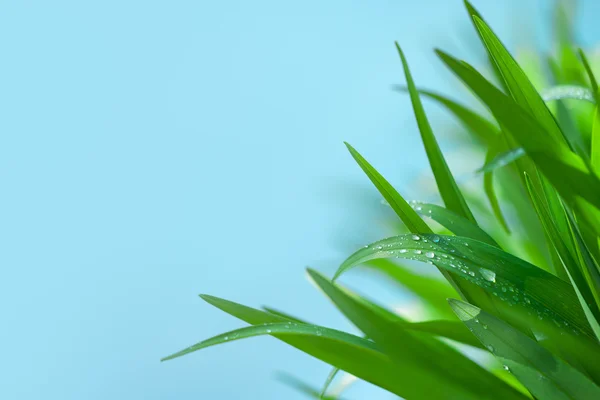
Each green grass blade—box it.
[396,43,477,223]
[169,295,413,397]
[404,320,483,349]
[592,107,600,172]
[276,372,345,400]
[436,50,600,226]
[344,142,431,233]
[393,85,498,144]
[578,49,599,100]
[162,322,365,361]
[344,142,483,300]
[334,234,593,338]
[466,7,566,145]
[524,173,600,316]
[308,269,527,400]
[262,307,308,324]
[410,202,499,247]
[553,98,589,160]
[564,208,600,310]
[450,299,600,400]
[483,143,511,233]
[478,148,525,174]
[579,49,600,174]
[319,367,341,400]
[462,1,510,94]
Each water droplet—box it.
[474,318,479,323]
[464,242,470,247]
[224,336,229,340]
[425,251,435,259]
[414,250,422,255]
[524,297,531,304]
[267,329,272,333]
[503,365,510,372]
[399,249,408,253]
[479,268,496,283]
[411,234,421,241]
[376,245,383,250]
[431,235,440,243]
[316,330,322,336]
[415,206,422,211]
[482,324,488,330]
[501,287,507,293]
[468,271,475,277]
[487,345,494,352]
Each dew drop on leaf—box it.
[479,268,496,283]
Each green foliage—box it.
[164,1,600,398]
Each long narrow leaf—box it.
[309,269,527,400]
[345,143,431,233]
[334,234,594,338]
[450,299,600,400]
[396,43,477,223]
[411,201,499,247]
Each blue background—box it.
[2,0,599,399]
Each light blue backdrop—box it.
[2,0,599,399]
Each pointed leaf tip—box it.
[448,299,481,322]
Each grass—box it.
[163,1,600,399]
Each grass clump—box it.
[163,1,600,399]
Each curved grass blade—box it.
[449,299,600,400]
[396,43,477,223]
[344,142,431,233]
[334,234,594,338]
[161,322,374,361]
[410,202,499,247]
[308,269,528,400]
[167,295,415,398]
[344,142,478,300]
[477,148,525,174]
[541,85,595,104]
[319,367,341,400]
[579,49,600,174]
[393,85,498,144]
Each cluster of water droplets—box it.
[409,200,433,216]
[361,234,580,335]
